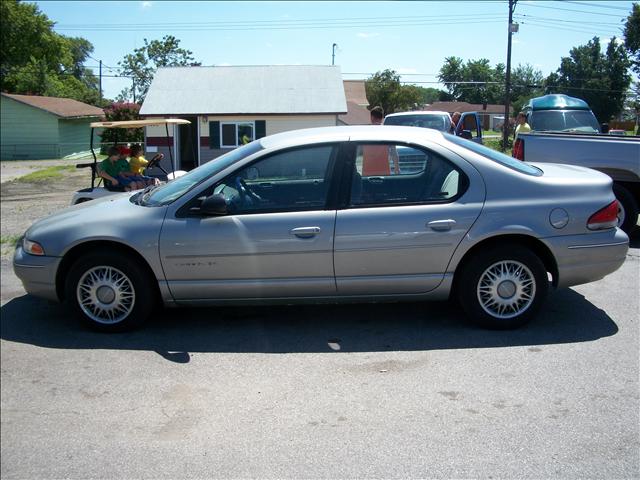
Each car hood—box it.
[25,193,167,256]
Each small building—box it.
[140,65,347,170]
[1,93,104,160]
[338,80,372,126]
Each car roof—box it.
[385,111,450,117]
[90,118,191,128]
[259,125,445,150]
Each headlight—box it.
[23,238,45,256]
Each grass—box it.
[0,234,21,247]
[14,165,77,183]
[483,137,513,153]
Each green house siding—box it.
[0,96,99,160]
[1,96,60,159]
[58,119,93,157]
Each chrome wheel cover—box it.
[76,266,135,324]
[477,260,536,319]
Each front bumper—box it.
[543,228,629,288]
[13,245,62,302]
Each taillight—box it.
[587,200,619,230]
[512,138,524,160]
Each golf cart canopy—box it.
[90,118,191,128]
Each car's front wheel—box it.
[66,252,154,332]
[457,244,548,329]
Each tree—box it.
[438,57,505,104]
[118,35,199,102]
[624,3,640,75]
[99,102,143,147]
[546,37,631,122]
[0,0,102,105]
[365,69,424,115]
[510,63,545,112]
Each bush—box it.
[99,102,143,151]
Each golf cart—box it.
[71,118,191,204]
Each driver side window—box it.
[215,145,336,214]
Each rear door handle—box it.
[290,227,321,238]
[427,219,456,231]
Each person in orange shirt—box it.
[362,106,399,176]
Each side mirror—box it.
[459,130,473,140]
[199,194,228,216]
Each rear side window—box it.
[384,114,450,132]
[447,134,542,176]
[350,143,466,207]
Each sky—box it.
[35,0,636,101]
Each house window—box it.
[220,121,255,148]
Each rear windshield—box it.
[384,114,450,132]
[446,135,542,176]
[530,110,600,133]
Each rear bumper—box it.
[543,228,629,288]
[13,245,61,302]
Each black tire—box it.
[65,252,155,332]
[457,244,548,329]
[613,184,639,234]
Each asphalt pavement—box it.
[1,238,638,479]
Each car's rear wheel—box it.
[457,244,548,329]
[66,252,154,332]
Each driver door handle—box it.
[290,227,321,238]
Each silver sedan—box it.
[13,126,629,331]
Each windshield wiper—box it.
[137,184,160,206]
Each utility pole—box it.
[132,77,136,103]
[99,60,102,102]
[332,43,337,66]
[502,0,518,150]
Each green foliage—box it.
[0,0,102,105]
[99,103,144,146]
[624,3,640,76]
[483,137,513,153]
[438,57,544,112]
[117,35,200,102]
[546,37,631,122]
[438,57,505,104]
[365,69,424,115]
[510,64,545,113]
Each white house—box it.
[139,65,347,170]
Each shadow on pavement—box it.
[0,287,618,361]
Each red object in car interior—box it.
[513,138,524,160]
[587,200,619,230]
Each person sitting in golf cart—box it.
[129,144,162,187]
[98,146,144,192]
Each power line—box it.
[518,2,628,18]
[563,1,633,12]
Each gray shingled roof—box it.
[140,65,347,115]
[2,93,104,118]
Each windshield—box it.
[446,134,542,176]
[137,141,263,206]
[384,114,450,132]
[530,110,600,133]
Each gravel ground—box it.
[0,160,89,258]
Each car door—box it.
[334,141,485,295]
[159,144,340,301]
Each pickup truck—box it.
[513,131,640,233]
